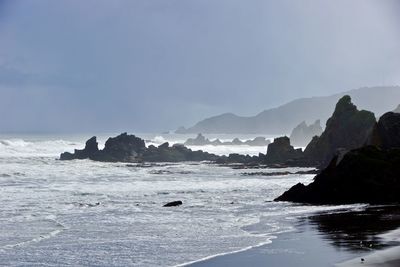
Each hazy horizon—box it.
[1,0,400,133]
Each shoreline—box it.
[186,205,400,267]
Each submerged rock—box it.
[163,200,183,207]
[290,120,323,147]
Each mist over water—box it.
[0,133,362,266]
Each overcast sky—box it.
[1,0,400,133]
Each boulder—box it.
[163,200,183,207]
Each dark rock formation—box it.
[244,137,270,146]
[276,107,400,204]
[60,136,99,160]
[183,133,270,146]
[264,136,304,165]
[95,133,146,162]
[290,120,323,147]
[184,133,210,146]
[216,153,262,165]
[303,95,376,168]
[163,200,183,207]
[368,112,400,149]
[275,146,400,204]
[60,133,219,163]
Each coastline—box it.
[186,205,400,267]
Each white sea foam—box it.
[0,134,361,266]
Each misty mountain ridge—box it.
[176,86,400,134]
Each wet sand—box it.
[189,205,400,267]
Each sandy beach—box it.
[190,206,400,267]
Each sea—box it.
[0,133,363,266]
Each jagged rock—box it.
[303,95,376,168]
[183,134,270,147]
[244,137,271,146]
[216,153,261,164]
[60,133,219,163]
[275,146,400,204]
[290,120,323,147]
[264,136,304,165]
[184,134,211,146]
[163,200,183,207]
[368,112,400,149]
[60,136,99,160]
[95,133,146,162]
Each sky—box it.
[0,0,400,133]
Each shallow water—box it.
[0,133,360,266]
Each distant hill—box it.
[176,86,400,134]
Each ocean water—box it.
[0,133,360,266]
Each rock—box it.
[368,112,400,149]
[231,138,243,145]
[303,95,376,168]
[244,137,271,146]
[290,120,323,147]
[60,133,219,163]
[275,146,400,204]
[96,133,146,162]
[60,136,99,160]
[163,200,183,207]
[393,104,400,113]
[184,134,269,146]
[184,133,211,146]
[264,136,304,165]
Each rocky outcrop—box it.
[290,120,323,147]
[264,136,305,165]
[60,133,219,163]
[303,95,376,168]
[183,133,270,146]
[184,133,210,146]
[368,112,400,149]
[244,137,271,146]
[275,110,400,204]
[60,136,99,160]
[275,146,400,204]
